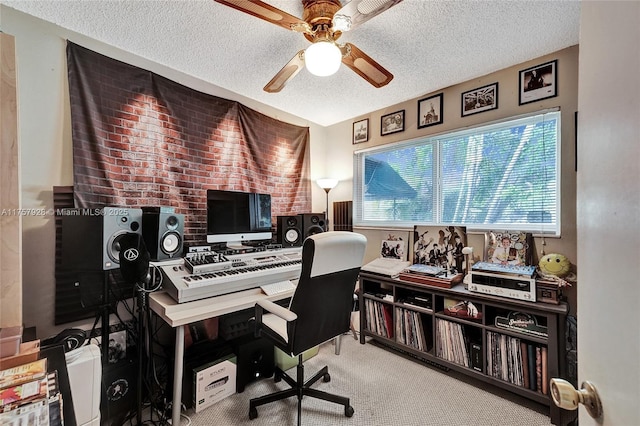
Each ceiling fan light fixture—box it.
[304,41,342,77]
[332,14,352,32]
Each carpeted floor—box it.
[176,334,552,426]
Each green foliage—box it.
[359,113,559,229]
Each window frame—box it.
[353,109,561,235]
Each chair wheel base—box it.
[323,373,331,382]
[249,407,258,420]
[345,405,354,417]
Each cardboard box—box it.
[193,355,237,413]
[274,346,319,371]
[0,340,40,370]
[0,327,23,358]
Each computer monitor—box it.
[206,189,272,249]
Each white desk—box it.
[149,287,294,425]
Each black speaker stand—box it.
[95,270,146,426]
[136,280,146,426]
[99,271,112,364]
[94,271,125,365]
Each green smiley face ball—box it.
[539,253,571,277]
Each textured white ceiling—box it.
[1,0,580,126]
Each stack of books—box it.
[398,264,463,289]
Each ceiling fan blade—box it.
[214,0,311,33]
[332,0,404,32]
[340,43,393,88]
[263,50,305,93]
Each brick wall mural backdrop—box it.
[66,42,311,244]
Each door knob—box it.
[550,378,603,419]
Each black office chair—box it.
[249,231,367,425]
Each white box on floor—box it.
[65,344,101,426]
[193,355,237,413]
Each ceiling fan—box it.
[214,0,403,92]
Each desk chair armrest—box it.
[254,300,298,343]
[255,299,298,322]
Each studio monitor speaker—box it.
[142,207,184,261]
[276,215,303,247]
[60,207,143,271]
[301,213,326,238]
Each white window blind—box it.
[353,110,561,234]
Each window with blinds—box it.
[353,110,561,234]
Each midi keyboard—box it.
[157,247,302,303]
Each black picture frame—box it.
[461,82,498,117]
[418,93,443,129]
[353,118,369,144]
[519,60,558,105]
[380,110,405,136]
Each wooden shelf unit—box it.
[358,272,569,425]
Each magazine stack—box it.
[0,358,63,426]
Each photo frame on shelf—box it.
[519,59,557,105]
[461,82,498,116]
[353,118,369,144]
[483,230,533,266]
[380,110,405,136]
[411,225,467,273]
[380,233,408,261]
[418,93,443,129]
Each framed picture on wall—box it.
[461,82,498,116]
[418,93,443,129]
[519,59,558,105]
[353,118,369,144]
[380,110,405,136]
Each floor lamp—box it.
[317,178,338,231]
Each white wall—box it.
[2,6,328,339]
[322,120,355,210]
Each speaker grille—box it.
[161,231,182,255]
